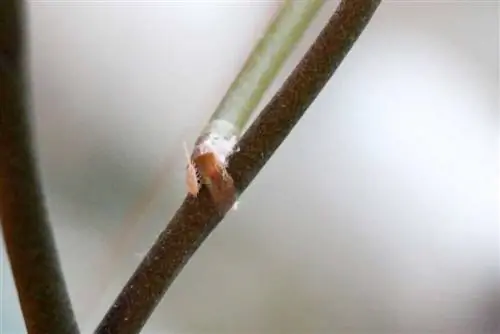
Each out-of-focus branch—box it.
[203,0,326,137]
[95,0,381,333]
[0,1,79,333]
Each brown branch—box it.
[94,1,382,333]
[0,1,80,333]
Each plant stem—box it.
[0,1,79,333]
[94,1,381,333]
[199,0,326,141]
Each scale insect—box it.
[194,150,236,212]
[184,136,239,212]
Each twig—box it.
[0,1,80,333]
[94,0,381,333]
[203,0,326,135]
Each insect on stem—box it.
[184,121,240,212]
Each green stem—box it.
[201,0,326,140]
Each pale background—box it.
[1,1,498,333]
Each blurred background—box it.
[1,0,498,333]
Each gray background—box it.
[1,1,498,333]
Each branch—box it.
[206,0,326,133]
[0,1,79,333]
[95,0,381,333]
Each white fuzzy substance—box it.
[194,119,239,166]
